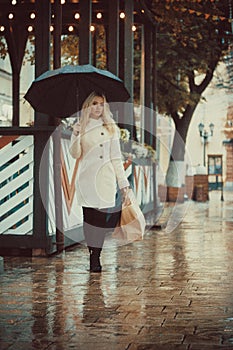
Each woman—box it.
[69,92,129,272]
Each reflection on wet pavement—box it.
[1,191,233,349]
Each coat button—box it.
[100,155,103,159]
[101,132,104,135]
[100,144,103,147]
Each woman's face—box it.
[89,96,104,119]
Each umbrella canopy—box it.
[24,64,130,118]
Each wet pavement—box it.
[1,190,233,350]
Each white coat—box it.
[69,117,129,209]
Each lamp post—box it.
[198,122,214,166]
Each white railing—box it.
[0,135,34,235]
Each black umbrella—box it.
[24,64,130,118]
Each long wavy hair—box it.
[79,92,117,135]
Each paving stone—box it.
[128,344,188,350]
[190,346,233,349]
[0,191,233,349]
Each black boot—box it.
[88,247,102,273]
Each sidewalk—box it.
[1,190,233,350]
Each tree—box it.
[142,0,233,187]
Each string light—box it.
[11,0,17,5]
[68,25,74,32]
[30,13,36,20]
[8,13,14,20]
[90,25,95,32]
[96,12,102,19]
[61,0,65,4]
[50,25,54,32]
[74,12,80,20]
[28,26,33,32]
[0,26,5,32]
[120,12,125,19]
[132,25,136,31]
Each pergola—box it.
[0,0,157,126]
[0,0,158,256]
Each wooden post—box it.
[140,25,145,144]
[144,24,152,146]
[123,0,134,136]
[32,0,52,255]
[108,0,119,76]
[79,0,92,65]
[53,0,62,70]
[124,0,134,102]
[152,28,158,210]
[34,0,51,126]
[53,0,64,252]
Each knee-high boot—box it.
[88,247,102,272]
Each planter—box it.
[167,186,185,203]
[193,174,209,201]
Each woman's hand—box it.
[121,187,130,206]
[72,122,81,136]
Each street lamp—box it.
[198,122,214,166]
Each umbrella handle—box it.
[76,87,79,114]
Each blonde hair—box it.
[79,92,117,135]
